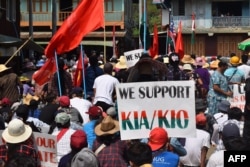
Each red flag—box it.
[175,21,184,59]
[45,0,104,58]
[149,24,159,58]
[32,58,57,86]
[73,53,83,87]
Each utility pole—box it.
[52,0,57,35]
[28,0,34,59]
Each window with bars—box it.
[105,0,114,11]
[31,0,48,12]
[178,0,185,16]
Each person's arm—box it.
[213,84,233,97]
[169,137,187,156]
[211,123,219,146]
[200,146,208,167]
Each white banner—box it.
[0,131,57,167]
[227,84,245,111]
[123,49,144,68]
[116,81,196,140]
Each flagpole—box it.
[5,36,32,65]
[143,0,146,52]
[139,0,142,49]
[54,51,62,96]
[103,4,106,63]
[80,45,87,99]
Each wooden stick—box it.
[5,36,32,66]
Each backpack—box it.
[71,148,99,167]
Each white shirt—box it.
[238,64,250,79]
[93,74,119,105]
[70,97,92,125]
[180,129,210,166]
[206,150,224,167]
[52,128,76,162]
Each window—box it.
[105,0,114,11]
[178,0,185,16]
[31,0,48,12]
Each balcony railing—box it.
[20,11,124,29]
[173,15,250,30]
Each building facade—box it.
[171,0,250,56]
[20,0,135,58]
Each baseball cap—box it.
[59,96,70,107]
[71,130,87,150]
[1,97,11,106]
[55,112,70,125]
[217,100,230,113]
[148,127,168,151]
[86,106,103,117]
[196,113,206,126]
[106,107,117,117]
[222,123,240,140]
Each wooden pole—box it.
[5,36,32,66]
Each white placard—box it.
[227,84,245,111]
[116,81,196,140]
[123,49,144,68]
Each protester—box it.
[93,63,119,112]
[39,93,59,125]
[93,116,128,167]
[0,119,39,166]
[48,58,73,96]
[126,142,153,167]
[0,64,22,105]
[180,113,210,167]
[238,54,250,79]
[0,97,12,124]
[114,55,129,83]
[224,56,245,90]
[58,130,88,167]
[19,76,35,97]
[126,53,168,82]
[194,57,210,99]
[207,122,244,167]
[52,112,76,162]
[5,154,37,167]
[85,54,104,97]
[148,127,179,167]
[70,87,92,124]
[207,60,233,115]
[58,95,83,125]
[182,63,203,98]
[211,100,231,150]
[83,106,103,149]
[166,52,189,81]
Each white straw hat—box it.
[2,119,32,144]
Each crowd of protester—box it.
[0,51,250,167]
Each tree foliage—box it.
[132,0,161,37]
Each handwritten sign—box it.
[34,132,57,167]
[116,81,196,140]
[227,84,245,111]
[0,131,57,167]
[123,49,144,68]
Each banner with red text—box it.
[227,84,245,111]
[116,81,196,140]
[0,131,57,167]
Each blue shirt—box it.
[83,120,97,149]
[152,150,179,167]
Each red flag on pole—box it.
[149,24,159,58]
[45,0,104,58]
[175,21,184,59]
[73,53,83,87]
[32,58,57,86]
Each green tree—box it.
[132,0,161,37]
